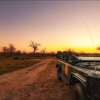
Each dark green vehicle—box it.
[56,53,100,100]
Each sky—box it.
[0,0,100,53]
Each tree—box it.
[29,41,40,53]
[9,44,16,54]
[2,46,9,54]
[2,44,16,56]
[41,48,46,54]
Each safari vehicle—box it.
[56,53,100,100]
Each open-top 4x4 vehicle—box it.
[56,53,100,100]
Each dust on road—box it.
[0,58,76,100]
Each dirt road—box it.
[0,58,75,100]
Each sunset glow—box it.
[0,0,100,53]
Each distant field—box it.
[0,57,41,75]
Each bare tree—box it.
[2,44,16,56]
[2,46,9,54]
[29,41,40,53]
[9,44,16,54]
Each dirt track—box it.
[0,58,75,100]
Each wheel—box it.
[56,63,62,81]
[57,72,62,81]
[74,83,86,100]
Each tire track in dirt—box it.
[16,59,76,100]
[0,58,75,100]
[0,59,52,100]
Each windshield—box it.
[75,56,100,71]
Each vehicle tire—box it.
[57,72,62,81]
[74,83,86,100]
[56,63,63,81]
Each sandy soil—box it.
[0,58,76,100]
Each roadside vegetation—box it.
[0,42,54,75]
[0,56,41,75]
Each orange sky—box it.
[0,1,100,53]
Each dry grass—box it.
[0,57,41,75]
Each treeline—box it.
[57,50,100,57]
[1,42,100,58]
[0,43,55,58]
[0,44,19,57]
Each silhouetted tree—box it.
[16,50,21,55]
[9,44,16,54]
[2,46,9,56]
[2,46,8,53]
[41,48,46,54]
[2,44,16,56]
[29,41,40,54]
